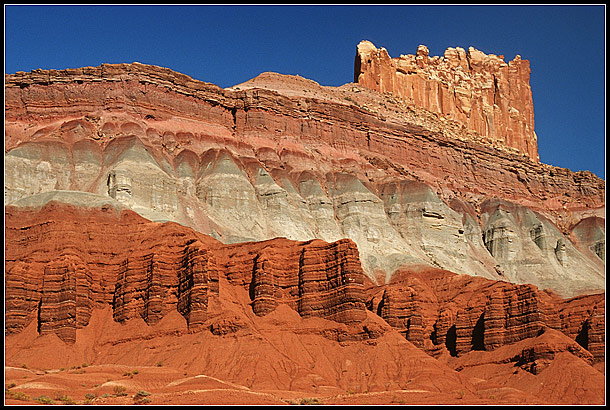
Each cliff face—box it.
[4,62,605,297]
[355,40,538,161]
[4,202,605,405]
[3,49,606,405]
[5,202,367,343]
[367,268,604,365]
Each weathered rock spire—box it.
[355,40,539,162]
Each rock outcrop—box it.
[4,62,605,297]
[4,202,367,343]
[366,268,605,365]
[3,49,605,404]
[220,237,367,323]
[355,40,538,161]
[4,202,604,405]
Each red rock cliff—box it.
[355,40,538,162]
[4,202,367,343]
[367,268,605,365]
[4,63,602,230]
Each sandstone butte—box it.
[4,41,606,405]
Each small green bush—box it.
[6,390,31,401]
[134,390,152,404]
[56,394,76,405]
[34,395,55,404]
[113,385,128,397]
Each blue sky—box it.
[4,5,606,179]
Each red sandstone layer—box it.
[367,268,605,365]
[4,202,605,405]
[5,202,367,343]
[355,40,538,161]
[5,202,604,365]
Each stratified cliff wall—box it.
[367,268,605,365]
[355,40,538,161]
[3,53,605,405]
[4,61,604,297]
[4,202,367,343]
[6,202,603,376]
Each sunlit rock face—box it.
[4,62,604,297]
[570,217,606,263]
[4,203,367,342]
[354,40,539,161]
[380,180,495,279]
[480,199,605,297]
[368,267,605,364]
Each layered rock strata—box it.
[219,238,367,323]
[367,268,605,365]
[4,46,605,406]
[4,202,367,342]
[4,62,605,297]
[355,40,538,161]
[6,201,604,369]
[5,201,604,406]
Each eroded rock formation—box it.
[355,40,538,161]
[4,201,605,405]
[4,202,367,342]
[4,62,605,297]
[3,47,605,405]
[367,268,605,365]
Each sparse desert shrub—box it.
[113,385,128,397]
[300,397,321,405]
[134,390,152,404]
[34,395,55,404]
[6,390,31,401]
[156,361,163,367]
[56,394,76,404]
[83,392,97,404]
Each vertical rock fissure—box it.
[575,319,590,351]
[472,312,486,351]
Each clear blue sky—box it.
[4,4,606,179]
